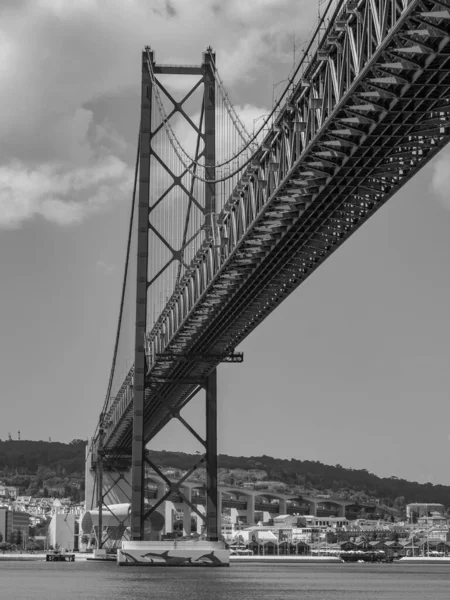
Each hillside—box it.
[0,440,449,508]
[0,439,86,501]
[147,450,450,507]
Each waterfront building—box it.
[406,503,445,521]
[47,499,82,550]
[0,507,30,543]
[417,511,447,528]
[298,515,348,529]
[427,528,450,541]
[0,507,10,541]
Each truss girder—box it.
[101,0,450,451]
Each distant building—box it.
[0,508,30,543]
[48,513,75,550]
[221,522,240,541]
[406,503,445,521]
[298,515,348,529]
[48,500,76,550]
[0,508,11,542]
[0,484,19,499]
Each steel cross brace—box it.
[94,460,132,549]
[142,368,219,540]
[143,454,207,525]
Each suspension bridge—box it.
[85,0,450,560]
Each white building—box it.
[406,503,445,520]
[48,500,75,550]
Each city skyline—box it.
[1,0,450,486]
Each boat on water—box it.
[46,551,75,562]
[229,547,254,556]
[340,550,392,563]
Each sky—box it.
[1,0,450,486]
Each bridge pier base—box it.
[118,539,229,566]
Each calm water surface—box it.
[0,561,449,600]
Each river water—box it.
[0,561,449,600]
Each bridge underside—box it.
[102,0,450,453]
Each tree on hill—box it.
[0,439,86,474]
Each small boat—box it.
[340,550,391,563]
[46,551,75,562]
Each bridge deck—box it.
[101,0,450,453]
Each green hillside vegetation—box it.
[0,440,449,509]
[147,450,450,508]
[0,439,86,501]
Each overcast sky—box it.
[2,0,450,486]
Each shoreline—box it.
[0,552,92,562]
[231,555,342,563]
[2,553,450,565]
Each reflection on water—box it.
[0,561,449,600]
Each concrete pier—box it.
[118,540,229,566]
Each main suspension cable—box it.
[100,130,140,425]
[145,0,343,183]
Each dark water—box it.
[0,561,449,600]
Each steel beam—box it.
[203,48,216,239]
[153,66,203,75]
[130,48,152,541]
[205,368,218,541]
[97,422,104,548]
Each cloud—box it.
[0,0,316,227]
[164,0,177,17]
[431,146,450,210]
[96,260,116,275]
[0,157,132,228]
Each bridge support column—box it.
[130,47,153,541]
[85,444,96,511]
[147,483,166,541]
[279,499,287,515]
[309,502,318,517]
[182,487,192,537]
[206,368,218,541]
[246,495,255,526]
[164,501,174,535]
[195,505,205,534]
[218,490,223,530]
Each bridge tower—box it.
[130,47,219,542]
